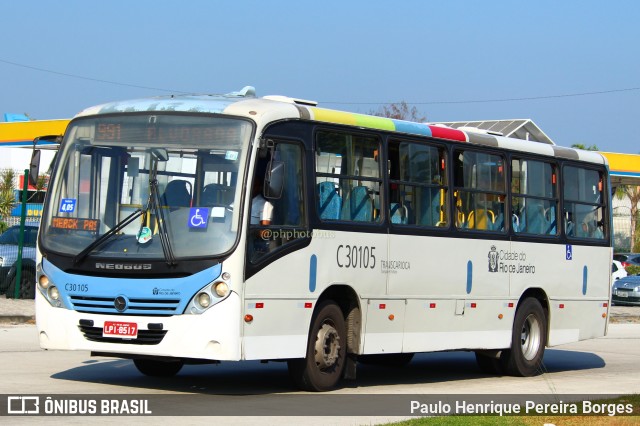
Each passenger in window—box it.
[578,221,590,238]
[593,222,604,239]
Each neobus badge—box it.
[95,263,152,270]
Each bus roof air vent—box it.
[226,86,256,98]
[263,95,318,106]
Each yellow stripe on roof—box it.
[0,119,69,145]
[309,107,395,131]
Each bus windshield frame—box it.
[39,112,254,263]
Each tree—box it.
[615,184,640,252]
[571,143,599,151]
[370,101,427,122]
[0,169,16,227]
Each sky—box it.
[1,0,639,154]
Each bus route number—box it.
[336,245,376,269]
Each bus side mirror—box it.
[264,160,284,200]
[29,149,41,187]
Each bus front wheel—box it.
[500,298,547,376]
[288,300,346,391]
[133,358,184,377]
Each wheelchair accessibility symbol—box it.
[189,207,209,229]
[566,244,573,260]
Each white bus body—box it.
[36,88,612,390]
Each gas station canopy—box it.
[0,119,69,148]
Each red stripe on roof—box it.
[428,125,467,142]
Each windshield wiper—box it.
[148,177,177,266]
[74,208,142,265]
[139,153,177,266]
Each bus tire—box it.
[287,300,346,391]
[500,298,547,377]
[133,358,183,377]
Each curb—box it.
[610,314,640,324]
[0,315,35,324]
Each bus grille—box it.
[78,325,167,345]
[69,295,181,316]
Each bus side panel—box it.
[364,299,405,354]
[547,300,609,346]
[402,299,513,352]
[509,241,609,345]
[389,235,513,352]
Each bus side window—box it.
[315,131,381,224]
[563,166,607,240]
[511,158,558,236]
[388,140,448,228]
[454,150,505,233]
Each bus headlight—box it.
[48,286,60,301]
[185,273,232,314]
[39,275,50,289]
[197,292,211,308]
[37,264,65,309]
[214,282,229,297]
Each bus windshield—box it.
[40,113,253,261]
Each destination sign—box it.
[95,123,239,144]
[51,217,99,233]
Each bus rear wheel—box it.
[288,300,346,391]
[500,298,547,376]
[133,358,184,377]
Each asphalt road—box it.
[0,323,639,424]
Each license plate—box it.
[617,292,628,298]
[103,321,138,339]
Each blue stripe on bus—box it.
[582,265,588,295]
[466,260,473,294]
[391,119,433,136]
[309,254,317,293]
[42,258,222,315]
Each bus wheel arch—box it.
[500,289,549,376]
[287,285,361,391]
[316,285,362,356]
[515,288,550,343]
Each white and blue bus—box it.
[35,87,612,391]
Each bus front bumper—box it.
[35,291,242,361]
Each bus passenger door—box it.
[243,140,313,360]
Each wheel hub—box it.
[314,322,340,369]
[520,314,541,361]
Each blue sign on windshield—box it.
[188,207,209,229]
[59,198,77,213]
